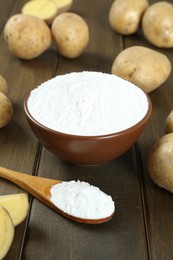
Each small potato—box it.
[148,133,173,193]
[4,14,52,59]
[142,2,173,48]
[109,0,149,35]
[165,110,173,134]
[0,75,8,94]
[0,92,13,128]
[111,46,171,93]
[51,12,89,58]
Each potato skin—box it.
[148,133,173,193]
[0,92,13,128]
[142,2,173,48]
[109,0,149,35]
[51,12,89,58]
[111,46,171,93]
[4,14,52,59]
[165,110,173,134]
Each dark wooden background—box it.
[0,0,173,259]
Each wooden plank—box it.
[23,149,149,260]
[4,0,173,259]
[123,0,173,258]
[137,58,173,259]
[0,0,58,259]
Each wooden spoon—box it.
[0,166,114,224]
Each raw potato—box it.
[21,0,58,25]
[109,0,149,35]
[4,14,52,59]
[0,193,29,226]
[148,133,173,193]
[0,206,14,259]
[0,92,13,128]
[165,110,173,134]
[111,46,171,93]
[52,0,73,13]
[142,2,173,48]
[51,12,89,58]
[0,75,8,94]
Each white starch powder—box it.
[27,71,149,136]
[50,180,115,219]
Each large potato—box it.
[111,46,171,93]
[148,133,173,193]
[142,2,173,48]
[51,12,89,58]
[0,92,13,128]
[109,0,149,35]
[4,14,52,59]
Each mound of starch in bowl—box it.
[50,180,115,219]
[27,71,149,136]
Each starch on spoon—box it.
[50,180,115,220]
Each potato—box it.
[148,133,173,193]
[109,0,149,35]
[21,0,58,25]
[52,0,73,13]
[0,193,29,226]
[4,14,52,59]
[165,110,173,134]
[142,2,173,48]
[0,92,13,128]
[0,206,14,259]
[0,75,8,94]
[111,46,171,93]
[51,12,89,58]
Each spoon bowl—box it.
[0,167,114,224]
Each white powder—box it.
[50,180,115,219]
[27,71,149,136]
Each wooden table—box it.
[1,0,173,259]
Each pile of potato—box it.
[109,0,173,94]
[4,0,89,60]
[0,75,13,128]
[108,0,173,192]
[108,0,173,193]
[109,0,173,48]
[0,193,29,259]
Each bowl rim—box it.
[24,92,152,140]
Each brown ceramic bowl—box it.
[24,94,152,165]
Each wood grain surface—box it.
[0,0,173,259]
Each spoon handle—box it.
[0,166,60,199]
